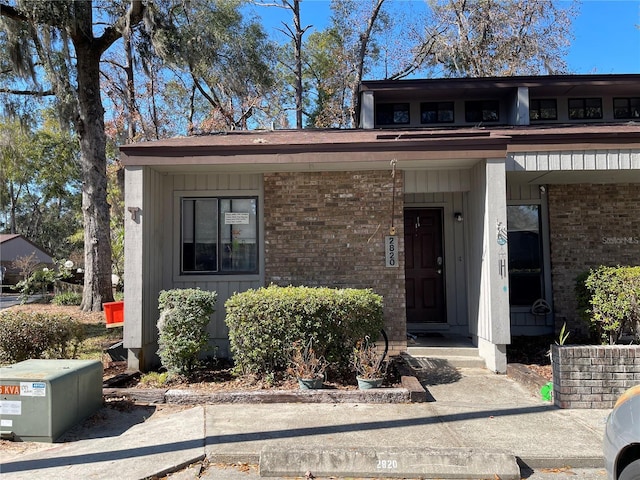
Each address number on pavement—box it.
[376,459,398,469]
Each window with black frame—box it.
[613,97,640,119]
[530,99,557,121]
[420,101,455,124]
[465,100,499,123]
[507,205,543,306]
[181,197,258,274]
[376,103,410,125]
[568,98,602,119]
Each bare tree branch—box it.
[0,88,55,95]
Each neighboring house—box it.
[120,74,640,373]
[0,234,54,285]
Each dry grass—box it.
[0,302,123,371]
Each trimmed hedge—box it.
[224,285,384,376]
[157,288,217,377]
[578,266,640,344]
[0,311,85,363]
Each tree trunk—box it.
[351,0,385,128]
[75,41,114,311]
[293,0,303,129]
[9,182,17,233]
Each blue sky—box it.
[254,0,640,75]
[567,0,640,73]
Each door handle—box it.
[437,256,442,275]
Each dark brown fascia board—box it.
[120,135,510,160]
[359,74,640,93]
[507,130,640,146]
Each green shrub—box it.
[575,270,597,341]
[16,259,75,301]
[52,292,83,306]
[157,288,217,377]
[583,266,640,344]
[0,311,85,363]
[224,285,384,377]
[575,272,590,316]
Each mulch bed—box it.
[507,335,553,381]
[105,356,406,392]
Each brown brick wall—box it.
[263,171,406,353]
[548,183,640,337]
[552,345,640,408]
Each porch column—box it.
[360,91,375,129]
[123,166,150,371]
[467,158,510,373]
[512,86,530,126]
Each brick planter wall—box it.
[263,171,406,355]
[551,344,640,408]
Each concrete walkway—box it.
[0,368,609,479]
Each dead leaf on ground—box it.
[540,466,576,475]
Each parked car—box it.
[604,385,640,480]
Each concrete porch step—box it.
[404,347,487,369]
[406,346,480,357]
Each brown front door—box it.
[404,208,446,325]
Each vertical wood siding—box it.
[506,149,640,172]
[466,161,487,340]
[404,169,471,193]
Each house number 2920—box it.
[377,459,398,470]
[385,235,399,268]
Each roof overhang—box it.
[120,130,510,173]
[360,74,640,100]
[120,124,640,173]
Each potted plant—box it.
[287,339,328,389]
[351,335,388,389]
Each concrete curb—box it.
[166,387,413,404]
[517,455,604,470]
[259,447,521,479]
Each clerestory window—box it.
[376,103,410,125]
[613,97,640,119]
[530,99,558,121]
[568,98,602,120]
[420,102,455,124]
[465,100,499,123]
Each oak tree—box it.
[0,0,147,310]
[390,0,577,79]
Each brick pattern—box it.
[263,171,406,354]
[551,345,640,408]
[548,183,640,337]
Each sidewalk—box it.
[0,368,609,480]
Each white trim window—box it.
[181,197,258,274]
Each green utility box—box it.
[0,359,103,442]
